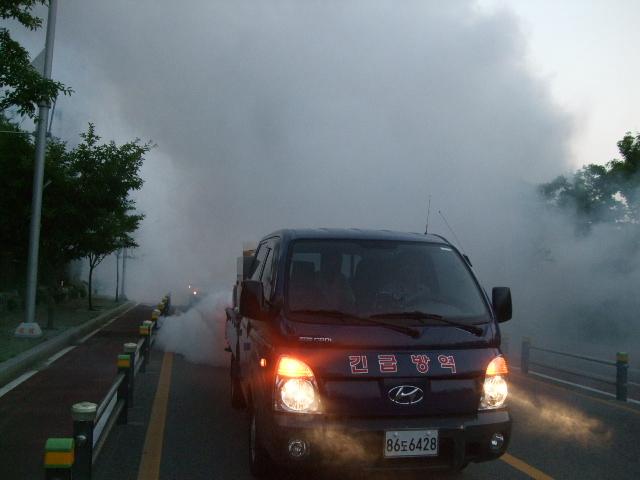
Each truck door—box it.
[240,239,279,399]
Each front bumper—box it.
[262,409,511,471]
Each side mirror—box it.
[239,280,264,319]
[492,287,512,323]
[237,255,255,281]
[232,283,238,309]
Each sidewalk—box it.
[0,297,124,363]
[0,304,152,480]
[0,300,135,388]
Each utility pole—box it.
[16,0,58,338]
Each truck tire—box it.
[249,408,272,477]
[230,355,246,409]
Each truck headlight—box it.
[274,356,321,413]
[280,378,317,411]
[479,356,508,410]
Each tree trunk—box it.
[88,262,94,310]
[46,286,55,330]
[115,251,120,303]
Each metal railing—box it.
[520,337,630,402]
[44,294,170,480]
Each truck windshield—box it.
[286,239,489,324]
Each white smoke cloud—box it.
[509,384,612,447]
[6,0,637,373]
[38,1,572,303]
[155,291,231,366]
[25,1,640,362]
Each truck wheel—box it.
[230,356,245,409]
[249,409,272,477]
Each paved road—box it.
[0,303,150,480]
[95,349,640,479]
[2,302,636,479]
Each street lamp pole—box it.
[16,0,58,337]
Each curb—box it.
[0,301,137,388]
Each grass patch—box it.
[0,297,124,363]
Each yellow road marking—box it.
[501,453,554,480]
[137,351,174,480]
[513,371,640,416]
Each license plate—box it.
[383,429,438,458]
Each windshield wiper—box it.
[370,311,484,336]
[290,309,421,338]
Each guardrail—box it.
[520,337,630,402]
[43,294,170,480]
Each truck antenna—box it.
[438,210,466,254]
[425,195,432,234]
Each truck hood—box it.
[278,316,499,349]
[275,318,502,417]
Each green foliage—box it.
[609,133,640,209]
[0,116,151,308]
[0,115,35,263]
[0,115,76,279]
[64,123,151,308]
[7,296,18,311]
[1,0,46,29]
[0,291,20,311]
[39,136,77,268]
[539,133,640,231]
[67,281,86,299]
[0,0,72,117]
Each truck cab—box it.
[225,228,512,476]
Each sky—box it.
[5,1,640,356]
[13,0,635,171]
[477,0,640,169]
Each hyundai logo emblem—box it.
[388,385,424,405]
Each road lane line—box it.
[515,371,640,415]
[41,346,76,367]
[0,345,76,399]
[501,453,554,479]
[137,351,173,480]
[78,302,139,343]
[0,370,38,399]
[0,304,140,398]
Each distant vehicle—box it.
[187,284,203,306]
[225,229,512,476]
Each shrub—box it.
[7,296,18,311]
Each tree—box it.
[0,114,78,288]
[539,132,640,232]
[1,117,149,309]
[65,124,151,309]
[82,209,143,309]
[608,133,640,218]
[0,115,33,289]
[0,0,71,118]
